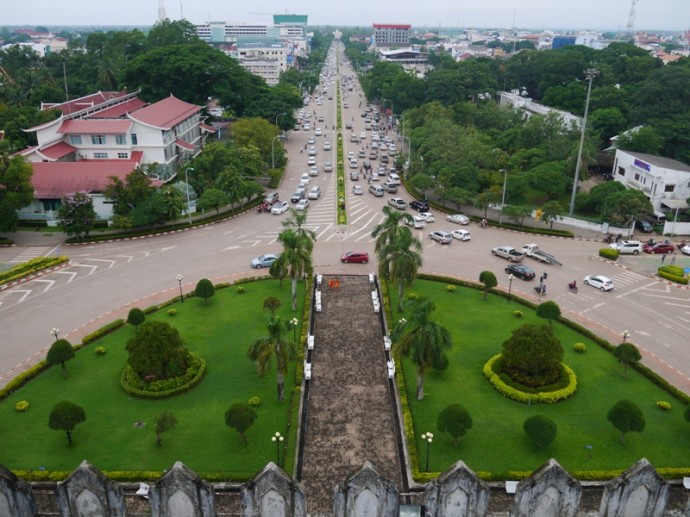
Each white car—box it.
[451,229,471,241]
[583,275,614,291]
[323,141,331,150]
[418,212,435,223]
[309,167,319,177]
[300,173,310,184]
[359,131,367,140]
[429,230,453,244]
[308,146,317,156]
[295,199,310,211]
[271,201,289,215]
[405,215,426,229]
[324,162,333,172]
[681,244,690,256]
[447,214,470,225]
[308,136,316,144]
[371,172,380,181]
[315,127,323,136]
[307,157,316,166]
[353,185,363,195]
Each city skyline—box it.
[3,0,690,32]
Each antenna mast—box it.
[158,0,166,21]
[626,0,638,37]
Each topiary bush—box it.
[127,308,145,327]
[599,248,619,260]
[573,342,586,353]
[524,415,557,447]
[501,324,564,387]
[248,396,261,407]
[95,346,106,355]
[15,400,29,412]
[513,310,523,318]
[656,401,671,410]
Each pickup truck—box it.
[521,244,562,266]
[491,246,524,262]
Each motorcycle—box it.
[568,282,578,293]
[534,285,546,296]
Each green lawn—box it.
[0,280,305,478]
[396,280,690,477]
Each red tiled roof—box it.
[30,161,138,199]
[199,123,216,132]
[42,91,130,116]
[89,98,148,118]
[38,141,76,160]
[58,119,132,134]
[175,138,195,151]
[129,96,202,130]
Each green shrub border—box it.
[657,265,688,285]
[482,354,578,404]
[599,248,619,260]
[0,256,70,286]
[120,353,206,399]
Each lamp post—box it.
[421,432,433,472]
[499,168,508,225]
[275,112,287,130]
[51,328,60,341]
[271,135,284,171]
[184,167,194,225]
[621,330,630,344]
[271,432,284,467]
[569,68,598,215]
[176,274,184,303]
[508,274,515,302]
[290,317,299,342]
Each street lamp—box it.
[271,135,284,171]
[275,112,287,130]
[508,274,515,302]
[51,328,60,341]
[272,432,284,467]
[290,317,299,342]
[184,167,194,225]
[421,432,433,472]
[176,274,184,303]
[569,68,598,215]
[499,168,508,225]
[621,330,630,343]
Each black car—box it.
[505,264,536,281]
[409,200,430,212]
[635,219,653,233]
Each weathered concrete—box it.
[54,460,126,517]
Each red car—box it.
[643,242,674,254]
[340,251,369,264]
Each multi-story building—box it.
[372,24,411,48]
[235,43,288,86]
[16,91,214,221]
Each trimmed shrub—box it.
[236,286,246,294]
[15,400,29,412]
[120,353,206,399]
[524,415,557,447]
[573,342,586,353]
[599,248,619,260]
[248,396,261,407]
[656,401,672,410]
[127,308,145,327]
[167,308,177,316]
[446,285,457,293]
[95,346,106,355]
[513,310,523,318]
[81,319,124,344]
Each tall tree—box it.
[48,401,86,445]
[0,145,33,232]
[46,339,75,377]
[154,411,177,446]
[225,403,257,446]
[478,271,497,301]
[378,229,423,311]
[607,399,645,444]
[103,170,154,218]
[613,343,641,378]
[392,297,452,400]
[536,301,561,326]
[57,192,97,239]
[371,205,414,259]
[274,229,312,311]
[282,208,316,251]
[247,315,297,401]
[196,187,229,215]
[437,404,472,447]
[540,200,566,229]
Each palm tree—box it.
[274,229,312,311]
[377,229,423,311]
[247,316,297,401]
[282,208,316,251]
[392,297,452,400]
[371,206,414,259]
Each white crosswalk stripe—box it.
[10,247,53,263]
[610,270,648,288]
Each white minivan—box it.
[369,185,384,197]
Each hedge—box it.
[657,265,688,285]
[81,319,125,345]
[599,248,619,260]
[120,353,206,399]
[482,354,578,404]
[0,256,69,286]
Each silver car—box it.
[429,230,452,244]
[447,214,470,225]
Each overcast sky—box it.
[4,0,689,32]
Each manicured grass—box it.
[395,280,690,477]
[0,280,305,478]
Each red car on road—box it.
[340,251,369,264]
[643,242,674,254]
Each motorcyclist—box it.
[568,280,577,290]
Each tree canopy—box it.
[48,401,86,445]
[607,399,645,443]
[437,404,473,447]
[125,321,191,379]
[501,324,564,385]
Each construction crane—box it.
[626,0,638,37]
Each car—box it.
[359,131,366,140]
[308,146,317,156]
[504,264,535,280]
[290,191,305,203]
[323,141,331,150]
[345,122,352,129]
[404,215,426,229]
[406,200,428,212]
[451,229,471,241]
[353,185,363,195]
[308,136,316,145]
[318,115,324,122]
[300,173,310,184]
[371,172,380,181]
[418,212,435,223]
[382,182,398,193]
[250,253,280,269]
[388,198,407,210]
[307,157,316,166]
[324,162,333,172]
[584,275,614,291]
[271,201,289,215]
[429,230,452,244]
[308,186,321,199]
[387,173,400,186]
[681,244,690,256]
[609,240,643,255]
[295,199,310,211]
[643,242,674,254]
[264,191,279,205]
[358,149,366,158]
[635,219,654,233]
[340,251,369,264]
[447,214,470,225]
[350,171,359,181]
[492,246,525,262]
[315,127,323,136]
[302,124,311,131]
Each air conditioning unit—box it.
[79,153,87,159]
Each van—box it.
[387,173,400,186]
[369,185,384,197]
[645,212,667,225]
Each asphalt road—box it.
[1,48,689,393]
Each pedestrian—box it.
[671,253,676,265]
[661,254,666,264]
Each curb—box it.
[0,261,71,291]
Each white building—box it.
[499,91,582,128]
[372,24,411,48]
[612,149,690,216]
[236,43,288,86]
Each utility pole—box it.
[569,68,598,216]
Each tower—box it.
[626,0,638,37]
[158,0,166,21]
